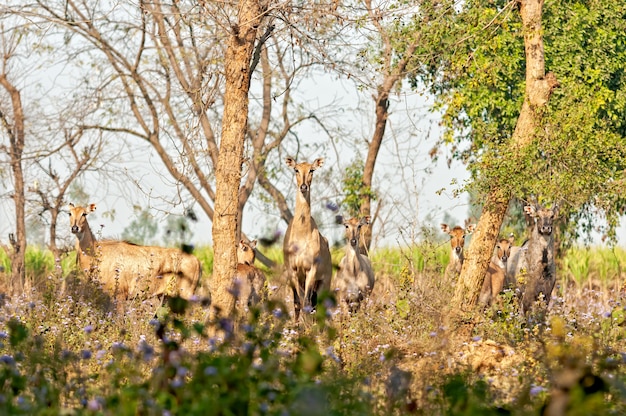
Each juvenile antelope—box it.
[519,203,559,314]
[335,216,375,312]
[232,239,266,309]
[478,235,514,306]
[69,203,201,301]
[441,222,476,279]
[283,157,333,320]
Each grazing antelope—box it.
[478,235,514,306]
[69,203,201,301]
[335,216,375,312]
[283,157,333,320]
[232,239,266,309]
[519,203,559,314]
[441,221,476,279]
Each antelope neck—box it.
[77,221,97,252]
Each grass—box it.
[0,243,625,414]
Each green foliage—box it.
[405,0,626,240]
[194,245,214,276]
[442,373,505,415]
[161,213,194,248]
[0,248,10,275]
[3,244,626,414]
[341,159,377,218]
[122,208,159,245]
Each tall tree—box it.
[0,34,26,294]
[211,0,269,317]
[25,0,340,262]
[409,0,626,312]
[453,0,558,309]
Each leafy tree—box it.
[121,209,159,246]
[404,0,626,310]
[341,159,377,219]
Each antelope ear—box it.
[441,223,451,234]
[360,216,371,226]
[69,203,75,208]
[523,205,536,216]
[312,158,324,170]
[508,233,516,245]
[88,203,97,212]
[249,240,257,249]
[552,204,559,218]
[285,157,296,168]
[465,224,476,234]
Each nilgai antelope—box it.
[441,222,476,279]
[335,216,376,312]
[283,157,333,320]
[232,239,266,309]
[478,235,514,306]
[69,203,201,301]
[519,203,559,314]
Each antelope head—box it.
[495,234,515,264]
[441,222,476,259]
[343,216,370,248]
[285,157,324,199]
[69,203,96,237]
[237,239,257,266]
[524,204,559,236]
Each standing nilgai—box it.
[69,203,201,301]
[335,216,376,312]
[519,203,559,314]
[441,221,476,280]
[283,157,332,320]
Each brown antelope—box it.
[232,239,266,309]
[283,157,333,320]
[69,203,201,301]
[335,216,375,312]
[519,203,559,314]
[478,235,514,306]
[441,221,476,279]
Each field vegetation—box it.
[0,243,625,414]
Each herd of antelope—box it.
[441,203,559,312]
[68,157,560,318]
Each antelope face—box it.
[496,238,512,263]
[237,239,257,266]
[344,216,370,248]
[69,203,96,235]
[286,157,324,197]
[441,223,475,259]
[524,204,559,236]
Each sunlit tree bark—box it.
[451,0,559,311]
[211,0,269,318]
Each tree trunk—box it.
[211,0,267,320]
[451,0,559,312]
[360,87,388,251]
[358,0,420,250]
[0,74,27,295]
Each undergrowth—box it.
[0,244,625,414]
